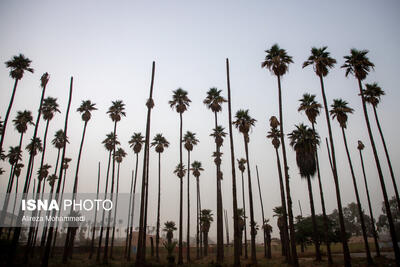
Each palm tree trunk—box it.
[359,149,381,257]
[204,232,209,256]
[255,166,267,258]
[225,58,240,267]
[319,74,351,266]
[89,162,101,259]
[128,153,139,260]
[178,112,184,265]
[142,135,151,259]
[198,177,203,258]
[196,176,200,259]
[274,147,290,261]
[372,106,400,212]
[243,135,257,265]
[125,170,134,258]
[277,74,298,266]
[155,152,161,261]
[110,162,121,259]
[306,175,322,261]
[41,77,73,267]
[0,79,18,154]
[312,123,332,263]
[187,150,191,262]
[136,62,155,265]
[357,78,400,263]
[240,170,248,259]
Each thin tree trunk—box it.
[89,162,101,259]
[125,170,134,258]
[240,170,248,259]
[225,58,240,267]
[204,232,208,256]
[319,74,351,266]
[359,148,381,257]
[256,166,267,258]
[142,139,150,258]
[110,161,121,259]
[178,112,184,265]
[0,79,18,154]
[341,127,373,264]
[196,176,200,259]
[277,74,298,266]
[306,175,322,261]
[128,153,139,261]
[156,152,161,261]
[198,177,203,258]
[187,150,191,262]
[372,106,400,212]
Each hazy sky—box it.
[1,0,400,241]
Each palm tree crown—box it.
[7,146,22,165]
[174,163,186,179]
[288,123,320,178]
[13,110,34,133]
[169,88,191,113]
[330,99,354,129]
[233,109,256,138]
[41,97,60,121]
[200,209,214,232]
[107,100,126,122]
[357,140,365,151]
[115,148,127,164]
[102,132,120,152]
[129,132,145,154]
[190,161,204,178]
[363,83,385,107]
[47,174,58,188]
[183,131,199,151]
[303,46,337,77]
[237,158,246,173]
[26,137,43,156]
[77,100,97,122]
[342,49,375,80]
[203,87,227,113]
[37,164,52,181]
[261,44,293,76]
[298,93,322,124]
[62,157,72,170]
[151,133,169,153]
[210,126,227,147]
[5,54,34,80]
[52,129,68,149]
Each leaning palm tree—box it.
[190,160,204,259]
[25,137,43,189]
[151,133,170,261]
[298,93,332,263]
[233,109,257,264]
[288,123,321,261]
[363,82,400,211]
[183,131,199,262]
[342,49,400,262]
[266,116,290,260]
[169,88,191,265]
[237,158,249,259]
[262,44,298,266]
[110,147,127,258]
[303,46,352,266]
[357,140,380,257]
[103,100,126,263]
[0,54,34,153]
[200,209,213,256]
[330,99,373,264]
[204,87,227,262]
[5,146,23,199]
[127,132,144,260]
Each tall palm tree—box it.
[5,146,22,199]
[330,99,373,264]
[288,123,321,261]
[263,219,273,259]
[237,158,249,258]
[342,49,400,262]
[127,132,144,260]
[357,140,380,257]
[363,82,400,211]
[266,116,290,260]
[236,208,245,256]
[190,160,204,259]
[151,133,170,261]
[1,54,34,153]
[25,137,43,190]
[169,88,191,265]
[262,44,298,266]
[182,131,199,262]
[103,100,126,263]
[233,109,257,264]
[303,46,352,266]
[298,93,333,263]
[255,166,267,258]
[204,87,227,262]
[110,147,127,258]
[200,209,213,256]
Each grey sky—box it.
[1,0,399,241]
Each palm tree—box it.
[303,46,352,266]
[236,208,246,256]
[342,49,400,262]
[298,93,333,263]
[25,137,43,190]
[266,116,290,260]
[237,158,249,258]
[255,166,267,258]
[288,123,321,261]
[110,147,127,258]
[204,87,227,262]
[1,54,34,153]
[5,146,22,193]
[190,161,204,259]
[163,221,178,264]
[127,132,144,260]
[357,140,380,257]
[263,219,273,259]
[262,44,298,266]
[182,131,199,262]
[200,209,213,256]
[363,82,400,211]
[150,133,170,261]
[330,99,373,264]
[233,109,257,264]
[7,162,24,239]
[169,88,191,265]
